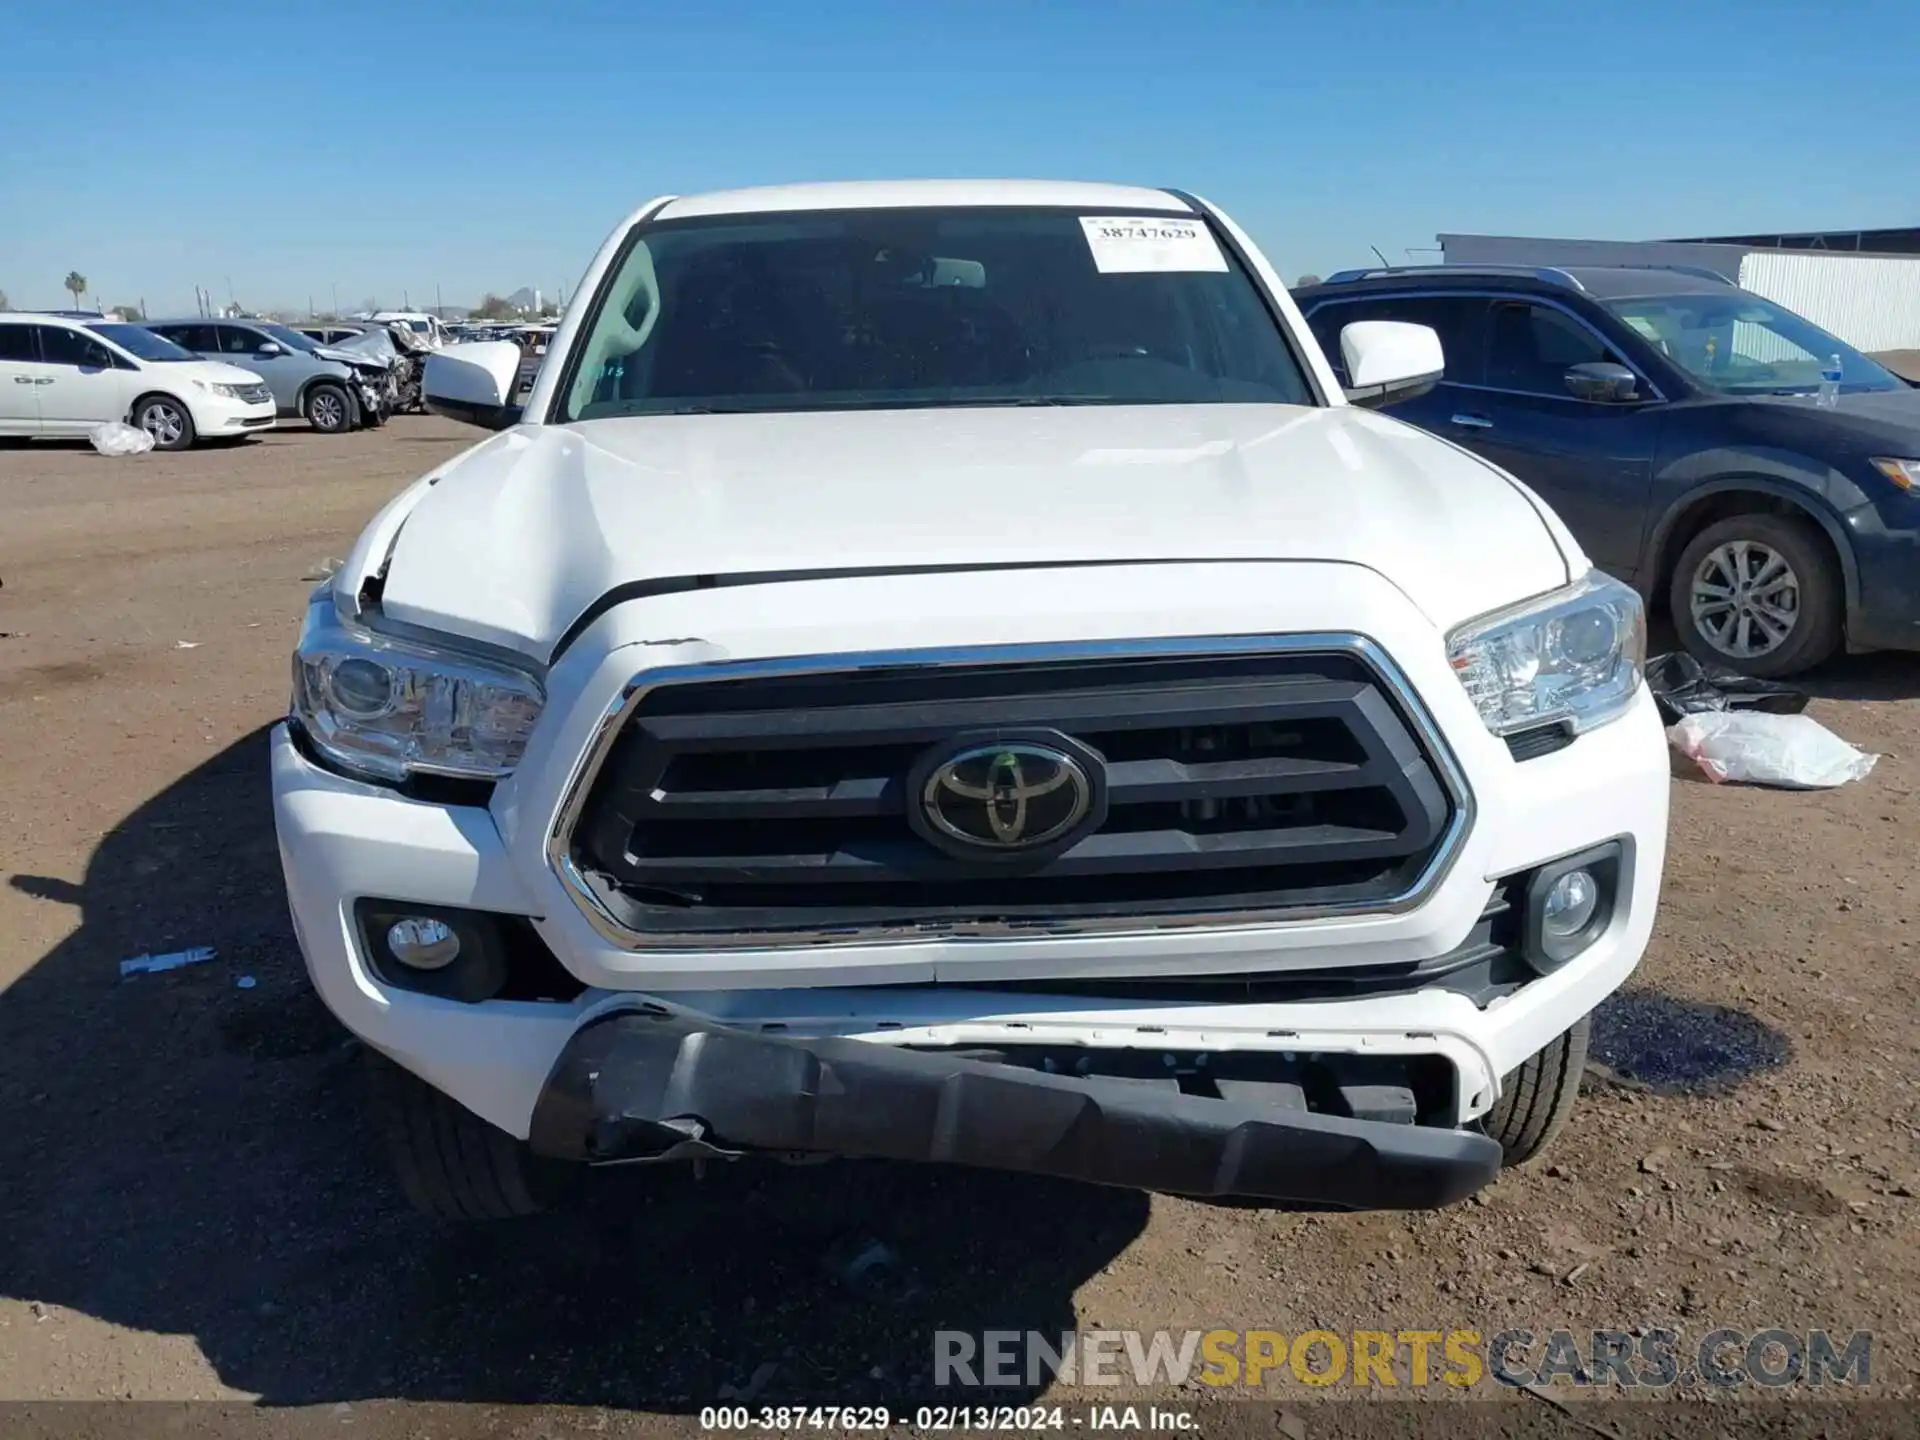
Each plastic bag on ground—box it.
[1644,651,1808,725]
[1668,710,1878,789]
[89,421,155,456]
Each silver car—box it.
[142,319,384,433]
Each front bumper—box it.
[273,562,1672,1180]
[193,395,277,434]
[1846,513,1920,652]
[527,1010,1501,1208]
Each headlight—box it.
[1446,571,1645,736]
[1869,457,1920,492]
[290,601,544,784]
[210,382,253,399]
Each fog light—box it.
[1519,842,1624,975]
[386,916,461,970]
[1542,869,1599,939]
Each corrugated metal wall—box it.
[1737,250,1920,352]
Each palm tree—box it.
[64,270,88,309]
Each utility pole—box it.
[435,283,443,317]
[403,288,411,309]
[331,282,339,317]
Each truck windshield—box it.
[1604,292,1903,395]
[560,206,1314,420]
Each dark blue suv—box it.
[1294,265,1920,677]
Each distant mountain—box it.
[506,287,540,311]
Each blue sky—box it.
[2,0,1913,315]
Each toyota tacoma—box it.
[272,180,1668,1218]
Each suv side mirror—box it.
[424,341,524,430]
[1339,321,1443,408]
[256,341,285,357]
[1564,361,1639,403]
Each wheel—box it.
[303,383,353,434]
[366,1050,579,1219]
[132,394,196,451]
[1482,1016,1588,1167]
[1669,514,1841,678]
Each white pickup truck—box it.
[272,180,1667,1219]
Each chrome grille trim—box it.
[545,633,1475,952]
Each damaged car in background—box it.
[143,318,392,432]
[299,321,430,415]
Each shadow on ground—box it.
[0,728,1145,1407]
[1797,649,1920,703]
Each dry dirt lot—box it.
[0,418,1916,1434]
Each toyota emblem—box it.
[919,741,1094,852]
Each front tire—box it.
[1669,514,1841,678]
[1483,1016,1588,1167]
[133,394,196,451]
[366,1051,579,1219]
[303,382,353,435]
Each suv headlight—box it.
[291,601,544,784]
[1868,456,1920,492]
[1446,571,1645,736]
[210,382,254,399]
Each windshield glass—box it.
[1604,292,1902,394]
[258,322,322,354]
[560,206,1313,420]
[90,323,194,362]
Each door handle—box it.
[34,377,55,385]
[12,376,35,385]
[1450,412,1493,429]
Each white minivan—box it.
[0,314,277,450]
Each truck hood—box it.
[371,404,1573,660]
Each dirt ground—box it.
[0,417,1916,1434]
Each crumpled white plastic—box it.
[88,421,156,456]
[1668,710,1879,789]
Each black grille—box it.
[567,649,1459,939]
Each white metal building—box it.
[1438,232,1920,353]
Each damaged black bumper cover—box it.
[527,1012,1502,1209]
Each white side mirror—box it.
[1339,321,1444,408]
[424,342,525,430]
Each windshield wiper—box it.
[933,396,1097,408]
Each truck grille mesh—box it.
[565,649,1460,940]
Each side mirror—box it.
[424,342,525,430]
[1564,361,1639,403]
[1339,321,1444,408]
[256,341,284,357]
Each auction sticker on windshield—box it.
[1080,216,1229,274]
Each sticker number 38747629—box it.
[1079,216,1230,275]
